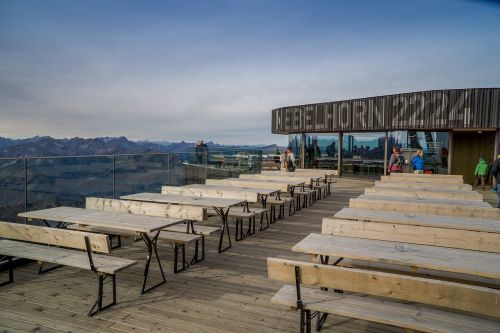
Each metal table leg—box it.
[214,207,232,253]
[141,231,166,294]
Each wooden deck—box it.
[0,177,496,333]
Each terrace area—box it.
[0,176,411,333]
[1,153,499,333]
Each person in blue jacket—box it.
[411,149,425,174]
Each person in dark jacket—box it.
[411,149,425,174]
[491,154,500,208]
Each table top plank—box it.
[292,233,500,280]
[19,207,183,233]
[121,192,245,209]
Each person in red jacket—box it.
[388,146,404,174]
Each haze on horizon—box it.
[1,0,499,145]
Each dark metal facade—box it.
[271,88,500,134]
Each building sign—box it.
[271,88,500,134]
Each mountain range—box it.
[0,136,282,158]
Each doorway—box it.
[451,131,495,185]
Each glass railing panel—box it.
[0,158,25,222]
[168,152,206,185]
[114,154,170,197]
[26,156,114,213]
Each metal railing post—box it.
[24,157,28,216]
[112,155,116,199]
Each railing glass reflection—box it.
[0,149,262,222]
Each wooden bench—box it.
[267,197,295,222]
[228,210,259,241]
[0,222,136,316]
[268,258,500,333]
[85,197,212,271]
[294,189,318,210]
[230,206,270,231]
[312,183,328,199]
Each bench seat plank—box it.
[0,239,136,275]
[159,231,201,244]
[293,233,500,280]
[272,285,500,333]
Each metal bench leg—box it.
[0,256,14,287]
[141,232,166,294]
[259,210,270,231]
[38,262,63,275]
[88,274,116,317]
[316,313,328,331]
[270,206,277,224]
[110,235,121,249]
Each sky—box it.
[1,0,500,145]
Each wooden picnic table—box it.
[121,192,245,253]
[19,206,183,294]
[161,184,279,208]
[205,178,304,196]
[293,233,500,281]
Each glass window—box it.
[304,134,339,169]
[388,131,449,174]
[288,134,303,167]
[342,132,386,176]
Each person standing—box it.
[314,145,321,168]
[388,146,403,174]
[490,154,500,207]
[411,149,425,174]
[473,157,488,191]
[282,147,296,172]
